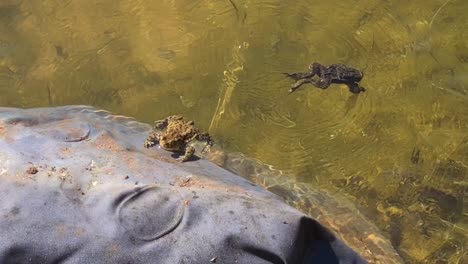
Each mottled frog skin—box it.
[285,62,365,94]
[144,115,212,162]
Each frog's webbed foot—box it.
[288,78,314,94]
[284,63,321,80]
[285,63,324,94]
[144,131,160,148]
[347,83,366,94]
[177,145,196,162]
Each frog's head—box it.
[159,135,183,151]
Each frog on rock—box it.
[144,115,213,162]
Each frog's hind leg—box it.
[177,145,196,162]
[288,78,314,94]
[283,71,314,81]
[144,131,160,148]
[347,83,366,94]
[311,77,331,89]
[283,62,322,81]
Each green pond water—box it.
[0,0,467,262]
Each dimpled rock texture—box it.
[0,106,365,264]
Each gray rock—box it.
[0,106,365,264]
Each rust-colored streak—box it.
[1,124,17,143]
[175,175,253,198]
[106,244,121,254]
[59,147,72,157]
[93,134,124,153]
[74,228,86,237]
[55,224,68,236]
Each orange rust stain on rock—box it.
[122,155,139,171]
[1,125,17,143]
[59,147,72,156]
[205,149,227,167]
[55,224,68,235]
[106,243,121,254]
[158,156,178,164]
[93,134,124,152]
[176,175,250,197]
[178,177,193,187]
[144,150,179,164]
[103,168,114,175]
[74,228,86,237]
[67,128,86,138]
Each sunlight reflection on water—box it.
[0,0,467,262]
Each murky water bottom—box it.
[1,0,467,262]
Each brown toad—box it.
[144,115,212,162]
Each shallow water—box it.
[0,0,467,262]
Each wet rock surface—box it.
[0,106,368,264]
[213,151,405,264]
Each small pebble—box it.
[27,166,38,174]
